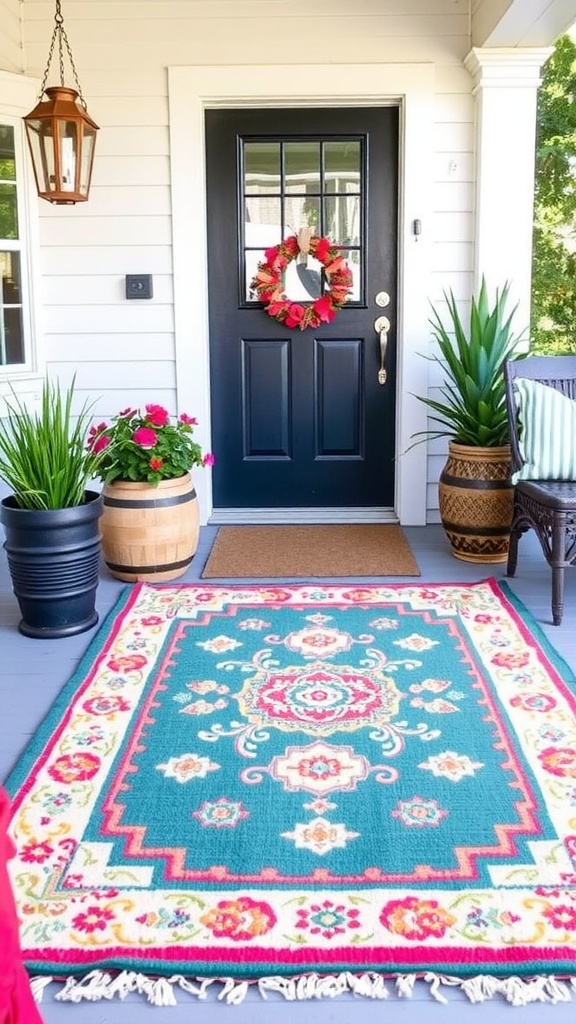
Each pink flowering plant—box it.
[88,404,214,486]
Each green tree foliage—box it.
[532,34,576,353]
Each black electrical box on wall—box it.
[125,274,153,299]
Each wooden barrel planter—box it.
[100,473,200,582]
[438,442,514,564]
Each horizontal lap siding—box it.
[18,0,472,518]
[0,0,21,72]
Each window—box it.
[0,125,25,365]
[0,71,43,401]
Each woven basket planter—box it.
[438,442,514,564]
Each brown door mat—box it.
[201,524,420,578]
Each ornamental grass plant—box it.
[0,377,105,510]
[414,278,526,448]
[89,404,214,487]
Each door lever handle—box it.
[374,315,390,385]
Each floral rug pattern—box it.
[6,580,576,980]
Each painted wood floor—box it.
[2,524,576,1023]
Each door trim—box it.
[168,63,434,526]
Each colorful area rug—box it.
[6,580,576,1006]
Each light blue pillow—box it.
[513,378,576,483]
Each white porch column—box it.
[464,48,551,333]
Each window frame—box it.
[0,71,44,412]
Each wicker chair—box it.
[503,355,576,625]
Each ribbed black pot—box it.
[0,490,103,639]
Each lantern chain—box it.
[38,0,88,110]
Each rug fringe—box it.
[30,970,576,1006]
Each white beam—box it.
[473,0,576,46]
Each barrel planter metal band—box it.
[100,473,200,583]
[438,442,513,564]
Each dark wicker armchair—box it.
[503,355,576,625]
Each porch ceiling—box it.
[473,0,576,47]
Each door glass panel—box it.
[242,135,365,305]
[346,250,361,301]
[324,141,361,194]
[324,195,360,246]
[245,196,282,240]
[285,196,320,237]
[285,141,320,194]
[244,141,281,194]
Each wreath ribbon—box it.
[250,233,354,331]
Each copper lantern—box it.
[23,1,98,204]
[24,86,98,204]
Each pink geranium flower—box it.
[132,427,157,449]
[145,404,170,427]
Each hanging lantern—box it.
[24,1,98,204]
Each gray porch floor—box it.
[1,524,576,1022]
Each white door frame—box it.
[168,63,434,526]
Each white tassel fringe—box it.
[29,970,576,1006]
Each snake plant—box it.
[414,278,526,448]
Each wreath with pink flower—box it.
[250,232,354,330]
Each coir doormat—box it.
[201,524,420,577]
[5,580,576,1006]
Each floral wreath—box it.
[250,231,354,330]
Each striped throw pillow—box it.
[513,378,576,483]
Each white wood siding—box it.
[0,0,21,72]
[1,0,501,521]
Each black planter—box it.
[0,490,103,639]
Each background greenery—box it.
[532,34,576,354]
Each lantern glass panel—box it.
[56,119,79,193]
[79,126,97,194]
[25,119,55,195]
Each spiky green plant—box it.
[0,377,104,510]
[414,278,526,447]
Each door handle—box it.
[374,315,390,385]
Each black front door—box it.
[205,107,398,511]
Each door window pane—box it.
[324,195,360,247]
[285,196,320,237]
[245,196,282,242]
[285,141,320,194]
[346,250,361,302]
[324,141,360,194]
[244,142,281,194]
